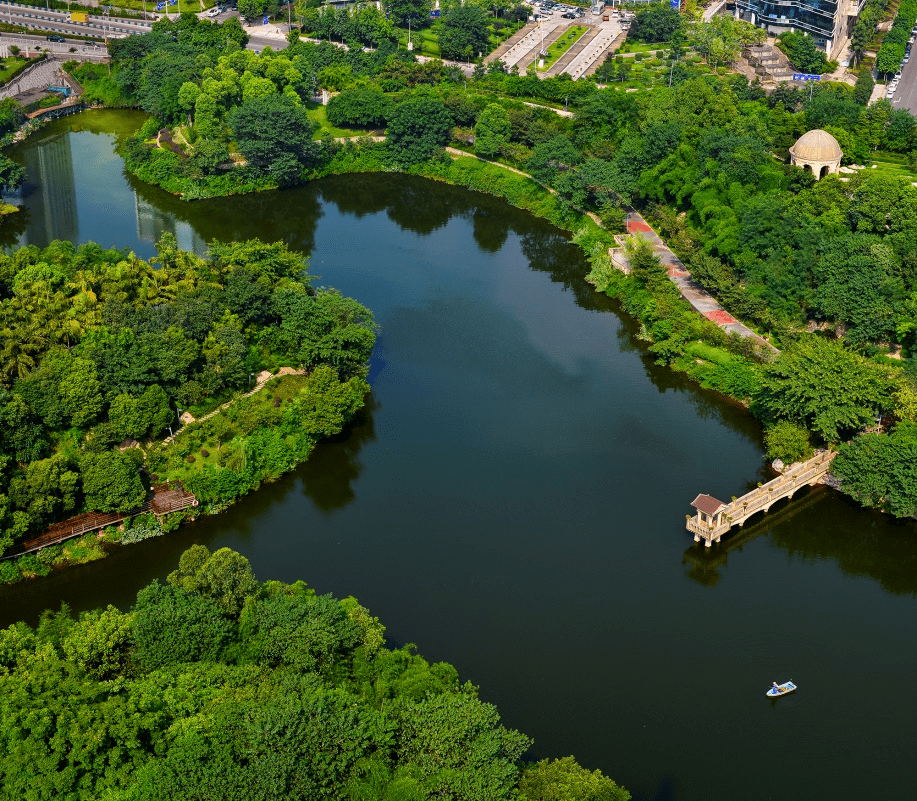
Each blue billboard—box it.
[793,73,821,81]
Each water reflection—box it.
[299,393,378,513]
[5,113,917,801]
[682,486,830,588]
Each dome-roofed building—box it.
[789,129,842,180]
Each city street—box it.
[890,48,917,116]
[0,1,152,40]
[0,31,108,57]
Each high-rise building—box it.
[733,0,866,60]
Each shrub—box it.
[765,421,813,464]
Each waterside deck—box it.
[2,481,197,560]
[687,450,837,547]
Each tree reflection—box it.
[298,392,378,512]
[471,207,510,253]
[127,172,324,256]
[682,484,917,596]
[0,204,30,249]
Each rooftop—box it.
[691,494,726,516]
[789,129,843,162]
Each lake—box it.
[2,111,916,801]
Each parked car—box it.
[46,34,65,42]
[205,6,220,15]
[561,11,576,17]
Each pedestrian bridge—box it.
[686,450,837,547]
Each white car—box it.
[205,6,220,16]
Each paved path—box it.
[702,0,728,21]
[565,23,622,79]
[546,24,598,76]
[486,20,538,63]
[0,56,62,99]
[619,212,777,351]
[516,23,569,73]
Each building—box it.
[732,0,866,60]
[789,129,843,179]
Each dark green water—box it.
[2,111,917,801]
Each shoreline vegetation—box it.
[0,236,377,584]
[5,2,917,578]
[0,543,631,801]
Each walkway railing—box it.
[687,450,836,546]
[1,481,197,560]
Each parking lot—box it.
[497,0,625,77]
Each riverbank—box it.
[0,233,376,586]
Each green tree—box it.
[383,0,432,26]
[229,93,319,172]
[764,420,813,464]
[61,605,133,680]
[628,4,681,43]
[833,422,917,516]
[80,450,146,512]
[167,544,258,617]
[518,757,631,801]
[396,692,531,799]
[753,338,892,442]
[474,103,511,159]
[852,69,874,105]
[438,5,491,61]
[132,580,237,671]
[326,86,393,128]
[385,95,454,166]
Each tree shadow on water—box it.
[299,392,378,513]
[0,204,30,250]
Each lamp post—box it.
[176,407,183,429]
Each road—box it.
[0,1,152,40]
[0,31,108,56]
[890,49,917,116]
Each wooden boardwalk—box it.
[1,481,197,560]
[687,450,837,547]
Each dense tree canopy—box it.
[0,238,376,560]
[438,5,492,62]
[386,95,454,165]
[0,546,630,801]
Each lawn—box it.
[0,55,34,86]
[863,160,917,182]
[536,25,588,71]
[617,41,669,54]
[110,0,211,13]
[165,374,311,483]
[395,22,441,57]
[304,102,366,139]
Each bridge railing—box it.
[688,451,836,542]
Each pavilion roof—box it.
[691,494,726,516]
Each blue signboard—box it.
[429,9,440,16]
[155,2,164,9]
[670,0,680,9]
[263,14,269,23]
[793,73,821,81]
